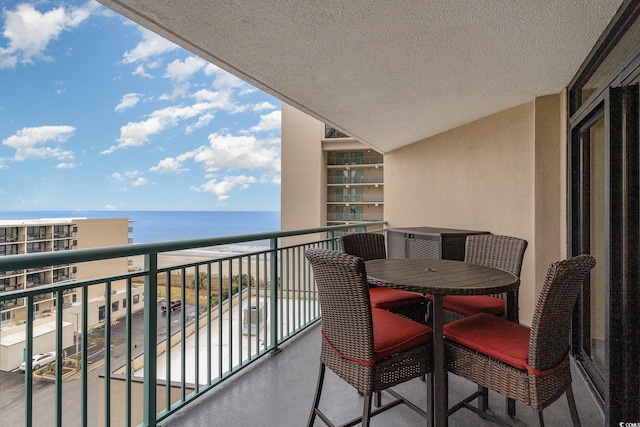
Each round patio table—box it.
[365,258,519,427]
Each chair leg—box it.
[478,385,488,411]
[566,385,581,427]
[507,397,516,417]
[375,391,382,407]
[362,393,373,427]
[538,410,545,427]
[307,363,326,427]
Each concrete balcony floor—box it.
[162,322,604,427]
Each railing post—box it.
[143,253,158,427]
[269,237,280,354]
[25,296,34,427]
[328,231,335,251]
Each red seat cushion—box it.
[442,295,505,316]
[372,308,432,361]
[426,294,505,316]
[369,287,424,310]
[443,313,530,370]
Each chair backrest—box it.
[464,234,528,277]
[338,233,387,261]
[305,248,374,362]
[528,254,596,372]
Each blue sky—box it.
[0,1,281,212]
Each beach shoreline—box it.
[129,249,271,277]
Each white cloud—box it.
[191,133,280,176]
[204,63,248,90]
[110,172,124,181]
[56,162,77,169]
[253,102,276,112]
[250,110,281,132]
[149,157,188,174]
[185,113,214,133]
[193,175,257,200]
[132,64,152,78]
[131,177,148,187]
[165,56,207,82]
[104,204,116,211]
[103,102,226,154]
[115,93,141,112]
[0,3,91,68]
[125,170,141,178]
[123,27,177,64]
[2,125,76,161]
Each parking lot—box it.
[0,301,196,426]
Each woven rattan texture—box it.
[446,254,595,412]
[337,233,387,261]
[305,248,432,396]
[338,233,426,323]
[464,234,528,300]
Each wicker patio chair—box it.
[427,234,528,324]
[338,233,427,324]
[305,248,433,427]
[444,254,595,426]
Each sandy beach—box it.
[129,249,272,278]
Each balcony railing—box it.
[0,221,385,427]
[27,233,52,241]
[327,213,385,222]
[327,194,384,203]
[0,268,24,277]
[0,234,21,243]
[327,155,383,166]
[327,175,384,185]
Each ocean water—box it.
[0,211,280,250]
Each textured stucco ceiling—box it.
[98,0,622,153]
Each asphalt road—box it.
[0,301,196,426]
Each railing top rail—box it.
[0,221,386,271]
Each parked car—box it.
[20,351,56,371]
[161,299,182,312]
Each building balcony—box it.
[53,273,76,283]
[327,155,383,166]
[0,248,23,256]
[327,213,385,222]
[0,269,24,277]
[327,175,384,185]
[0,235,22,243]
[27,233,52,241]
[0,223,604,426]
[0,298,24,311]
[26,278,50,287]
[327,195,384,204]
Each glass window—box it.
[324,124,349,138]
[133,294,140,304]
[112,301,119,312]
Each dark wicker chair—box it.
[444,254,596,426]
[305,248,433,427]
[338,233,427,324]
[427,234,528,323]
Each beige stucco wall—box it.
[281,104,328,246]
[75,218,130,301]
[385,93,566,325]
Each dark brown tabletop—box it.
[365,258,518,295]
[365,258,518,427]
